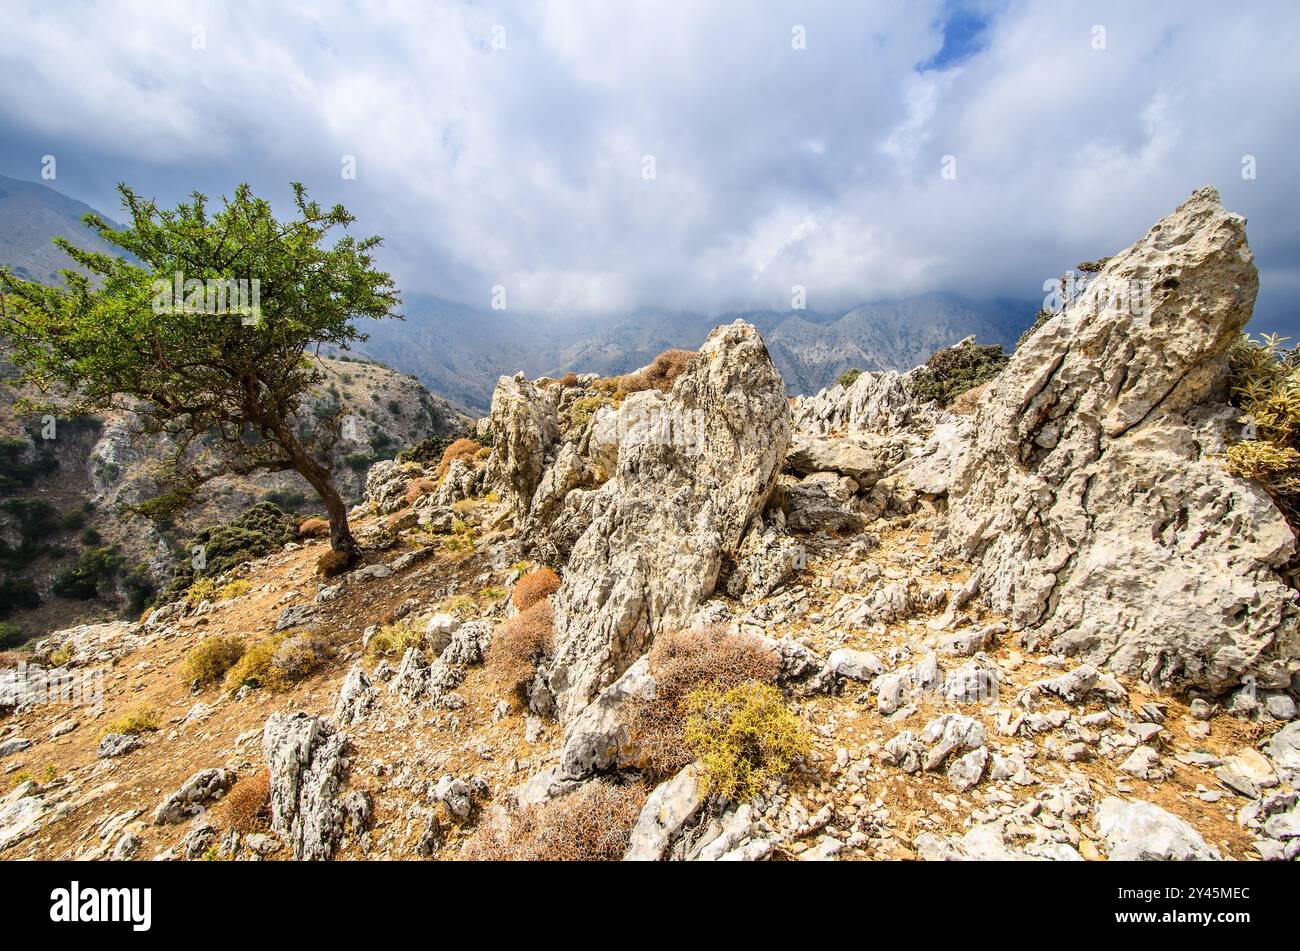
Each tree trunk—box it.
[278,424,359,558]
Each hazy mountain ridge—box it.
[0,174,128,285]
[357,293,1034,413]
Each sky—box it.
[1,0,1297,331]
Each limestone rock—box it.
[484,373,560,516]
[947,187,1299,692]
[153,768,235,824]
[334,663,375,726]
[624,764,705,861]
[262,712,348,861]
[97,733,142,758]
[548,321,791,719]
[1096,797,1221,860]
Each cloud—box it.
[0,0,1297,329]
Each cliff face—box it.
[1,189,1298,864]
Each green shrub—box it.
[836,368,861,389]
[0,576,40,616]
[263,487,308,512]
[0,437,57,494]
[683,682,810,801]
[0,621,24,649]
[395,430,471,465]
[51,546,122,599]
[910,338,1009,407]
[161,502,298,601]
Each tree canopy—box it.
[0,182,401,558]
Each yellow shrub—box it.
[683,682,810,802]
[366,623,423,659]
[106,706,160,736]
[442,594,474,615]
[224,633,331,691]
[181,635,247,686]
[48,647,72,667]
[1227,333,1300,519]
[184,575,249,606]
[219,579,250,600]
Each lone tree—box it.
[0,182,400,563]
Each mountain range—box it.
[0,174,1034,413]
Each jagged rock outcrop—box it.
[484,374,560,516]
[784,363,971,529]
[546,321,792,719]
[262,712,348,861]
[947,187,1299,692]
[153,768,236,825]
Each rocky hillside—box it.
[0,355,468,643]
[0,187,1297,863]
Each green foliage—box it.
[836,368,862,389]
[262,487,308,511]
[683,681,810,802]
[51,546,122,600]
[0,181,400,554]
[120,562,156,615]
[1225,333,1300,521]
[396,430,471,465]
[0,496,62,568]
[161,502,297,601]
[0,620,24,649]
[910,338,1009,407]
[0,575,40,616]
[0,437,57,495]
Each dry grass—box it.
[436,438,482,481]
[488,599,554,700]
[404,477,438,505]
[619,348,693,394]
[460,780,646,861]
[316,549,353,578]
[220,769,270,834]
[297,517,330,539]
[512,566,560,611]
[625,625,781,779]
[0,650,26,668]
[180,635,247,686]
